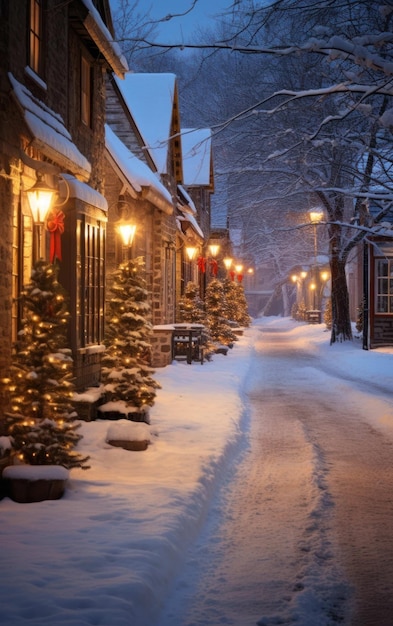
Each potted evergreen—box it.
[2,260,89,502]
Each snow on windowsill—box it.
[24,66,47,91]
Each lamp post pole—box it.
[309,209,324,310]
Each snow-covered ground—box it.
[1,317,393,626]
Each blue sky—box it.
[133,0,232,42]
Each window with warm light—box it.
[29,0,45,77]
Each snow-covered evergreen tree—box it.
[223,278,251,327]
[101,257,160,413]
[178,281,205,324]
[205,278,237,347]
[2,260,89,469]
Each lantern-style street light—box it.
[308,208,324,310]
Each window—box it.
[375,258,393,313]
[29,0,45,77]
[81,55,92,127]
[77,217,105,346]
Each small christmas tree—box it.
[223,279,251,327]
[223,278,239,323]
[2,260,89,469]
[101,257,160,418]
[324,297,332,330]
[178,281,205,324]
[205,278,237,347]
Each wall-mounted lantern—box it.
[118,223,137,248]
[26,173,56,224]
[26,173,58,262]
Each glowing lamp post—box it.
[185,244,198,261]
[308,208,324,310]
[208,244,220,258]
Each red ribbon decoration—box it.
[47,209,65,263]
[197,256,206,273]
[237,273,243,283]
[229,270,236,281]
[210,259,218,276]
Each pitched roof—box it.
[114,73,180,176]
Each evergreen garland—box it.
[101,257,160,410]
[2,260,89,469]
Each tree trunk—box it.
[330,224,352,343]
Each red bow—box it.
[210,259,218,276]
[47,210,65,263]
[197,256,206,273]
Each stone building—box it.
[0,0,128,397]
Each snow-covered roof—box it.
[105,124,173,215]
[114,73,178,175]
[9,73,91,181]
[177,212,204,240]
[181,128,212,187]
[177,184,197,216]
[60,174,108,211]
[80,0,128,78]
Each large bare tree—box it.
[113,0,393,342]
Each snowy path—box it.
[155,322,393,626]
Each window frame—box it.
[77,216,105,347]
[374,245,393,315]
[28,0,45,78]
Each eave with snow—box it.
[9,73,91,181]
[72,0,129,79]
[105,124,173,215]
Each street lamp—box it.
[208,244,220,258]
[185,244,198,261]
[308,208,324,310]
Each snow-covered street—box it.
[2,318,393,626]
[156,321,393,626]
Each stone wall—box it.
[150,327,173,368]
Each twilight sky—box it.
[132,0,232,42]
